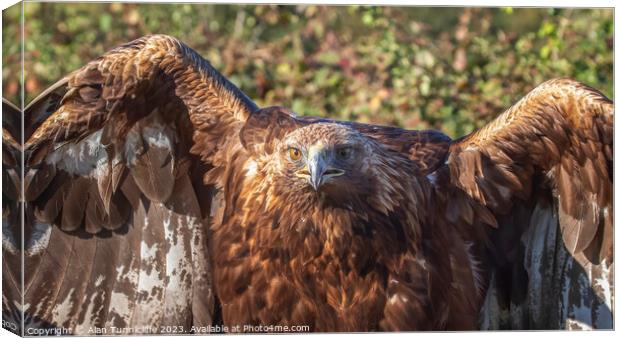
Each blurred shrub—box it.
[2,4,612,138]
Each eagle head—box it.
[271,123,375,203]
[241,107,413,213]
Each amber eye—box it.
[289,147,302,161]
[337,147,352,160]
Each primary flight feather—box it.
[2,34,612,332]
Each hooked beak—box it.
[295,146,345,191]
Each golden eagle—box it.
[2,35,613,333]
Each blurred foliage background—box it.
[2,4,613,138]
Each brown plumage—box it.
[3,35,613,332]
[2,99,23,335]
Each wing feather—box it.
[2,99,23,334]
[19,34,256,333]
[443,78,613,329]
[447,78,612,263]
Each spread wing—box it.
[21,34,258,333]
[440,78,613,329]
[2,98,23,334]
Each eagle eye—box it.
[336,146,352,160]
[288,147,302,161]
